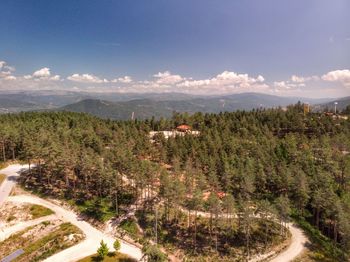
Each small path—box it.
[8,195,143,262]
[0,164,30,206]
[0,164,308,262]
[0,214,57,241]
[268,223,308,262]
[0,164,143,262]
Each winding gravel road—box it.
[269,223,308,262]
[0,214,57,241]
[0,164,143,262]
[0,164,308,262]
[179,202,309,261]
[0,164,30,206]
[249,222,308,262]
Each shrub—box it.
[113,239,121,252]
[97,240,109,259]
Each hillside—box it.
[0,98,41,113]
[1,109,349,261]
[59,93,331,120]
[313,96,350,112]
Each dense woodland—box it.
[0,103,350,260]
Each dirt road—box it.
[0,164,29,206]
[0,164,143,262]
[180,207,308,262]
[1,164,308,262]
[0,214,57,241]
[268,223,308,262]
[8,195,143,262]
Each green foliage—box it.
[1,107,350,257]
[113,239,121,252]
[142,244,167,262]
[119,219,140,239]
[29,204,54,219]
[82,198,115,222]
[0,222,83,261]
[77,252,136,262]
[292,214,346,261]
[97,240,109,259]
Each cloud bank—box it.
[0,60,349,97]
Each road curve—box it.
[1,164,308,262]
[0,164,143,262]
[125,176,309,262]
[0,214,57,241]
[268,223,308,262]
[180,208,308,262]
[0,164,30,206]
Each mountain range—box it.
[0,90,349,119]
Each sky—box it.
[0,0,349,98]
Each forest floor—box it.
[118,176,309,262]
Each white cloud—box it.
[30,67,61,81]
[50,75,61,81]
[177,71,267,93]
[274,81,291,89]
[0,61,16,80]
[291,75,305,83]
[23,75,32,80]
[153,71,183,84]
[4,75,16,81]
[0,70,12,77]
[33,67,51,78]
[111,76,132,83]
[290,75,319,83]
[322,69,350,87]
[257,75,265,82]
[1,58,349,97]
[274,76,309,93]
[67,73,104,83]
[0,61,15,72]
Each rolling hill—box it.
[59,93,331,120]
[0,98,41,113]
[312,96,350,112]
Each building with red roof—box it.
[176,124,191,132]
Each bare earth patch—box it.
[0,201,53,226]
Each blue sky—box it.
[0,0,349,97]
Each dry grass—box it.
[0,173,6,186]
[0,222,84,262]
[0,202,54,224]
